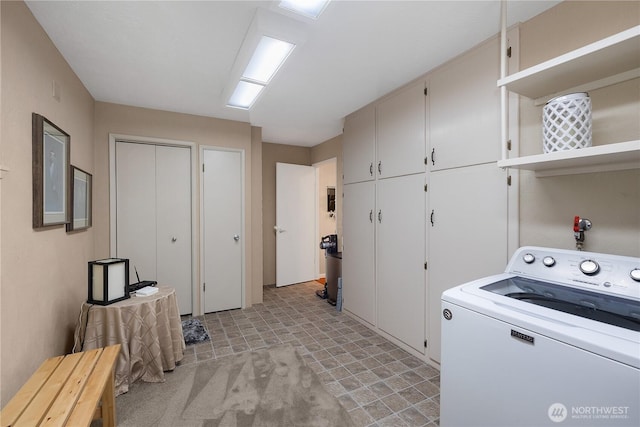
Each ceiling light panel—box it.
[242,36,295,84]
[279,0,330,19]
[227,80,265,109]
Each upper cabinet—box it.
[430,36,501,171]
[343,105,376,184]
[498,25,640,176]
[376,80,427,179]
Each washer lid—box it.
[481,276,640,332]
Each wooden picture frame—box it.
[67,166,92,232]
[33,113,70,228]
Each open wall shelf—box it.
[497,140,640,177]
[499,25,640,176]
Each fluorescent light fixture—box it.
[279,0,330,19]
[243,36,295,84]
[227,80,265,109]
[225,8,307,110]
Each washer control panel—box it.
[506,246,640,300]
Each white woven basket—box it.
[542,92,592,153]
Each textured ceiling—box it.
[26,0,560,147]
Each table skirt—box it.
[74,286,185,396]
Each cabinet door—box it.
[343,105,376,184]
[427,163,508,363]
[342,181,376,326]
[377,174,426,353]
[377,80,426,179]
[430,36,501,170]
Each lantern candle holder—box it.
[88,258,130,305]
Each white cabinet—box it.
[344,80,426,184]
[376,80,427,178]
[430,36,501,170]
[427,163,508,363]
[497,25,640,176]
[342,181,376,325]
[343,105,376,184]
[343,174,426,353]
[377,174,426,353]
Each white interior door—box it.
[275,162,316,287]
[115,141,193,315]
[203,148,243,313]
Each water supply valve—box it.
[573,216,592,251]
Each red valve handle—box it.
[573,216,580,232]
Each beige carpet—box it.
[115,344,355,427]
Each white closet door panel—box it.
[377,174,426,353]
[203,149,243,313]
[428,163,508,363]
[115,142,157,284]
[342,181,376,326]
[343,105,376,185]
[430,37,501,170]
[377,80,426,179]
[156,145,192,314]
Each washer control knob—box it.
[630,268,640,282]
[523,253,535,264]
[543,256,556,267]
[580,259,600,276]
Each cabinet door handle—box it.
[369,163,373,176]
[430,209,435,226]
[378,161,382,175]
[431,148,435,166]
[369,210,373,223]
[378,210,382,223]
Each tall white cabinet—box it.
[343,80,428,354]
[343,35,509,364]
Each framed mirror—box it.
[67,166,92,232]
[32,113,70,228]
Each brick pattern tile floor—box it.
[181,281,440,427]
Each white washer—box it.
[440,246,640,427]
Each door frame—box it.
[199,145,246,314]
[109,133,198,314]
[312,157,337,280]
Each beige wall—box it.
[93,102,263,310]
[517,1,640,256]
[1,1,96,405]
[261,143,311,285]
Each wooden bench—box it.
[0,344,120,427]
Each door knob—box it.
[171,237,177,243]
[233,234,240,241]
